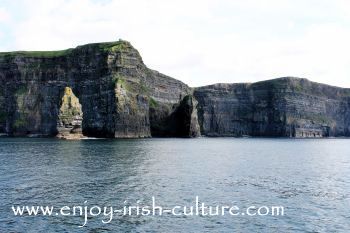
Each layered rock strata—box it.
[194,77,350,137]
[0,40,349,138]
[0,40,200,138]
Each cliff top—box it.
[195,77,350,98]
[1,40,349,96]
[0,39,132,58]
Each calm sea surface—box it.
[0,138,349,232]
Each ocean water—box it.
[0,138,349,232]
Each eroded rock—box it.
[1,41,350,139]
[56,87,84,140]
[0,40,195,138]
[194,77,350,138]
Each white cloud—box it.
[1,0,350,87]
[0,7,10,23]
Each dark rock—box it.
[150,94,201,137]
[194,77,350,138]
[1,41,349,139]
[0,40,197,138]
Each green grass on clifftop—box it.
[0,49,73,58]
[0,40,131,58]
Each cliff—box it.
[0,40,349,138]
[194,77,350,137]
[0,40,200,138]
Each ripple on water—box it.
[0,138,349,232]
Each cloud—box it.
[1,0,350,87]
[0,7,10,23]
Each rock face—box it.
[56,87,84,139]
[194,77,350,137]
[0,40,349,138]
[0,40,200,138]
[150,94,201,137]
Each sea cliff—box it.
[0,40,349,138]
[194,78,350,137]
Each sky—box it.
[0,0,350,87]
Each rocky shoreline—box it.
[1,40,349,139]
